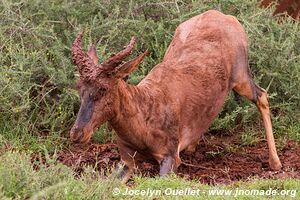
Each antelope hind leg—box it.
[233,81,282,170]
[255,86,282,170]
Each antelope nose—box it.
[70,126,83,142]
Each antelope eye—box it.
[98,88,107,94]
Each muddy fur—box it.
[70,10,282,182]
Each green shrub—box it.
[0,151,122,199]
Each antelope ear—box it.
[87,45,99,65]
[112,50,148,78]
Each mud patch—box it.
[57,142,119,176]
[57,134,300,184]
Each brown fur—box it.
[70,10,282,182]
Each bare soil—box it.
[57,132,300,185]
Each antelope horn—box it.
[102,36,135,69]
[72,32,97,80]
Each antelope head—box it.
[70,32,148,143]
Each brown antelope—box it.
[70,10,282,182]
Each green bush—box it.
[0,0,299,151]
[0,151,122,199]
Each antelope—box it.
[70,10,282,182]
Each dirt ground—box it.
[57,132,300,185]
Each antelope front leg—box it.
[116,146,138,183]
[159,155,176,176]
[115,160,133,183]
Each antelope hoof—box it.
[159,156,176,176]
[115,163,133,183]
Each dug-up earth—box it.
[57,131,300,185]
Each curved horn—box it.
[102,36,135,69]
[72,32,97,80]
[113,49,149,78]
